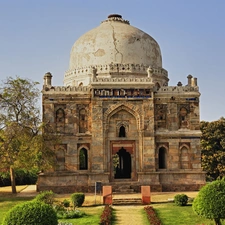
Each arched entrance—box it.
[114,147,131,179]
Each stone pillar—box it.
[191,77,198,87]
[139,131,143,172]
[91,100,104,172]
[147,66,153,82]
[141,186,151,204]
[187,74,192,86]
[194,77,198,86]
[44,72,52,86]
[103,186,112,205]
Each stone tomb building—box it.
[38,14,205,193]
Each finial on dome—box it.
[102,14,130,25]
[108,14,122,19]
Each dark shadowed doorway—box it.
[114,147,131,179]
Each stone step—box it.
[117,185,131,189]
[114,188,134,193]
[114,184,135,193]
[113,198,142,205]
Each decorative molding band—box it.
[158,86,199,92]
[64,63,168,78]
[43,86,91,92]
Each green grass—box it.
[0,196,103,225]
[58,206,103,225]
[153,203,225,225]
[0,196,34,223]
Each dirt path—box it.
[16,185,37,197]
[113,205,147,225]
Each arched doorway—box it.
[158,147,167,169]
[114,147,131,179]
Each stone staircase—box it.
[112,184,142,205]
[113,197,142,205]
[114,184,135,193]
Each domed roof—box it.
[69,14,162,71]
[64,14,168,86]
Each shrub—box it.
[35,190,55,205]
[174,194,188,206]
[62,199,70,208]
[53,201,65,213]
[53,199,71,213]
[192,179,225,225]
[144,206,161,225]
[57,209,85,219]
[2,200,58,225]
[71,192,85,209]
[100,205,113,225]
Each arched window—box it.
[158,147,167,169]
[79,148,88,170]
[79,109,87,133]
[180,107,187,120]
[179,107,188,128]
[119,126,126,137]
[56,108,65,123]
[181,146,189,169]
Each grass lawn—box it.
[0,189,103,225]
[0,196,34,223]
[0,196,103,225]
[153,203,225,225]
[57,206,103,225]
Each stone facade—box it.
[37,14,205,193]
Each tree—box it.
[201,118,225,181]
[0,77,57,193]
[192,179,225,225]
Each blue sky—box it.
[0,0,224,121]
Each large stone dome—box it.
[69,14,162,70]
[64,14,167,86]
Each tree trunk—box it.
[10,166,17,193]
[214,218,222,225]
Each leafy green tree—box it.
[192,179,225,225]
[0,77,57,193]
[201,118,225,180]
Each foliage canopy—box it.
[201,118,225,180]
[192,179,225,225]
[0,76,58,193]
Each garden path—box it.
[113,205,147,225]
[17,185,37,197]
